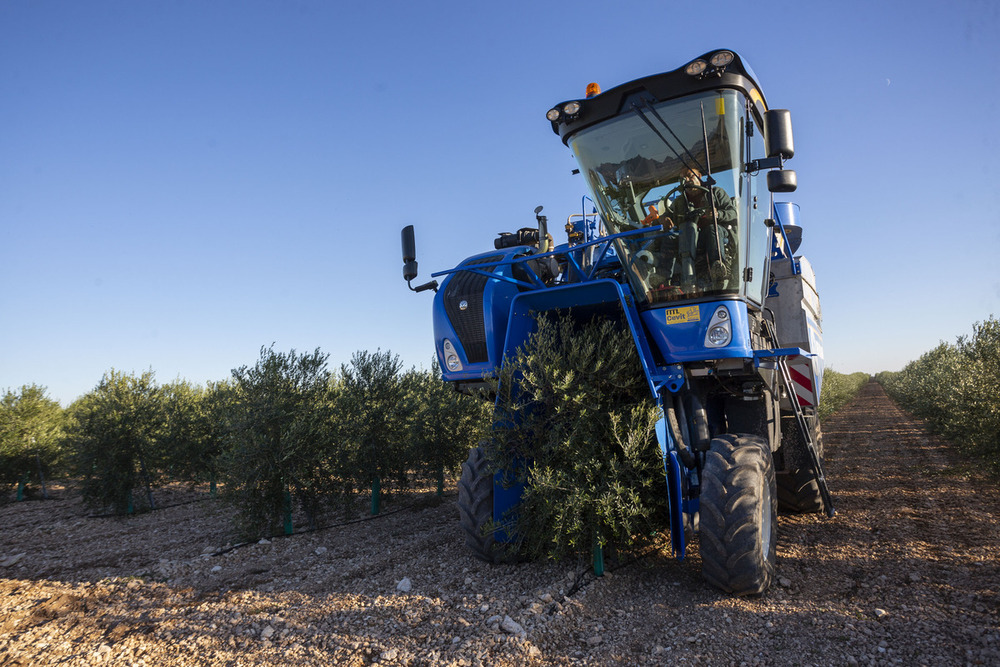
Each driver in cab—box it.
[645,165,737,291]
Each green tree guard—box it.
[437,464,445,497]
[371,475,381,515]
[16,473,29,501]
[209,473,217,498]
[593,538,605,577]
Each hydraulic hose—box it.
[666,397,696,468]
[687,392,712,452]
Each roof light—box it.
[585,82,601,98]
[709,50,735,68]
[685,59,708,76]
[562,101,581,116]
[546,108,560,122]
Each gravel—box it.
[2,383,998,665]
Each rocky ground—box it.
[1,382,998,666]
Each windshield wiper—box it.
[630,99,713,185]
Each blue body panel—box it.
[431,248,523,383]
[640,300,752,364]
[493,469,525,540]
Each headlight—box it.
[707,325,731,346]
[442,339,463,372]
[709,50,735,68]
[562,101,581,116]
[546,108,561,122]
[704,306,732,347]
[685,59,708,76]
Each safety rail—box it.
[754,346,835,516]
[430,225,664,290]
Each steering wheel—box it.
[663,182,712,223]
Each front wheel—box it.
[457,446,499,562]
[699,434,777,596]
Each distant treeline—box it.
[878,316,999,477]
[818,370,870,421]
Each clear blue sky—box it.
[2,0,998,405]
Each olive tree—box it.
[0,384,65,501]
[220,346,338,538]
[68,370,165,514]
[403,361,491,493]
[160,379,233,490]
[486,314,667,561]
[336,350,408,509]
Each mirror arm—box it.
[409,279,439,293]
[748,156,783,172]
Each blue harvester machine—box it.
[401,50,831,595]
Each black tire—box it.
[699,434,777,596]
[457,446,499,562]
[777,418,825,513]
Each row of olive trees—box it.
[1,347,491,537]
[877,316,1000,476]
[219,347,489,538]
[64,370,230,515]
[817,370,870,421]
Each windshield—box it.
[570,90,745,305]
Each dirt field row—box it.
[2,382,998,665]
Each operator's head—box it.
[680,166,702,188]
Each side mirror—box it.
[401,226,438,293]
[767,169,797,193]
[401,225,418,281]
[765,109,794,160]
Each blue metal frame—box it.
[432,225,756,390]
[430,224,660,289]
[432,226,813,557]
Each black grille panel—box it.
[443,255,500,364]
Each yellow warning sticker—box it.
[663,306,700,325]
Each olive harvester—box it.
[402,50,831,595]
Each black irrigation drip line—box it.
[3,494,207,529]
[563,540,665,599]
[208,491,459,558]
[85,495,214,519]
[5,490,456,547]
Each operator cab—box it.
[548,50,794,310]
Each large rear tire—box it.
[457,446,499,562]
[699,434,777,596]
[776,417,825,513]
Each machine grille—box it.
[443,255,500,364]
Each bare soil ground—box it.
[2,382,998,666]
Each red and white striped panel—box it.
[787,356,816,407]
